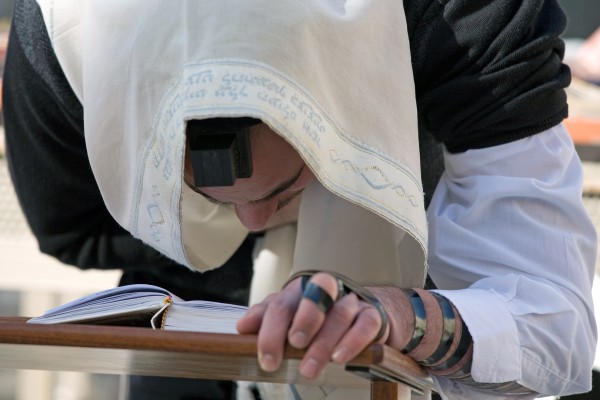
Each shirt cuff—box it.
[434,286,521,383]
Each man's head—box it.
[184,121,315,231]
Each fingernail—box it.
[332,346,348,363]
[301,358,321,379]
[289,331,308,348]
[259,353,277,372]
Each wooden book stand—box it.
[0,317,435,399]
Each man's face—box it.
[184,123,315,231]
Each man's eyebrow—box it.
[183,176,230,206]
[184,166,305,206]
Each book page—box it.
[164,300,248,334]
[27,284,176,326]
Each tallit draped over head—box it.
[40,0,427,287]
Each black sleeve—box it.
[405,0,570,153]
[2,0,183,271]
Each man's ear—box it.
[186,118,259,187]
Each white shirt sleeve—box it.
[426,124,598,397]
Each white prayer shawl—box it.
[37,0,426,296]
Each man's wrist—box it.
[366,286,416,350]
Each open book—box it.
[27,284,247,334]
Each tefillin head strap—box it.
[186,117,261,187]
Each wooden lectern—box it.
[0,317,435,399]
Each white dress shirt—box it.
[428,124,598,398]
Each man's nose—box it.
[234,200,278,231]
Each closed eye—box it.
[275,189,304,211]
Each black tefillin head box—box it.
[186,118,259,187]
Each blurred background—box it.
[0,4,122,400]
[0,0,599,399]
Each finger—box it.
[331,304,384,364]
[256,280,302,372]
[298,293,362,379]
[288,273,341,349]
[302,282,335,313]
[236,302,269,334]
